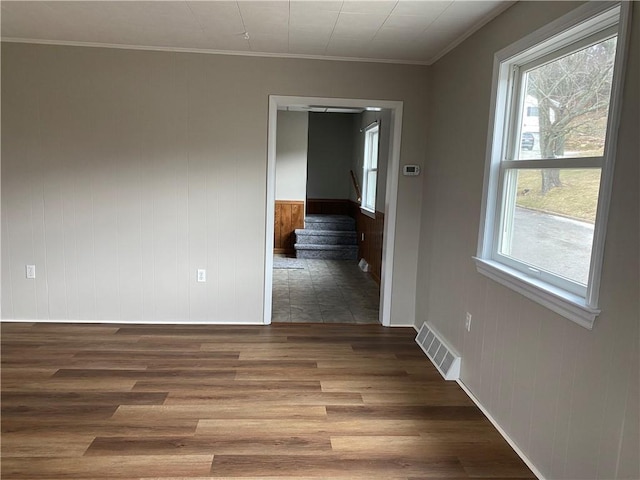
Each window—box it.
[526,106,539,117]
[362,123,379,213]
[475,3,630,329]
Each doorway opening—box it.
[264,96,403,327]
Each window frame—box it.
[474,2,632,330]
[361,122,380,215]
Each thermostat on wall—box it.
[403,165,421,176]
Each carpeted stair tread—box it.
[294,244,358,251]
[295,214,358,260]
[305,214,354,223]
[295,229,357,245]
[304,215,355,231]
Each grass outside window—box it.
[515,169,601,223]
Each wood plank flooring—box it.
[1,322,535,479]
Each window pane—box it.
[516,36,617,160]
[362,125,379,211]
[370,130,379,169]
[499,168,601,285]
[364,171,377,210]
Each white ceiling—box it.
[0,1,513,65]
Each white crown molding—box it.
[0,37,432,66]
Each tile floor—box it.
[271,257,380,324]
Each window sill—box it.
[360,207,376,219]
[473,257,600,330]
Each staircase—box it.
[294,215,358,260]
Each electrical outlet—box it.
[197,269,206,282]
[26,265,36,279]
[465,312,472,332]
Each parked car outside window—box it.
[521,132,534,150]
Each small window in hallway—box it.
[362,123,379,213]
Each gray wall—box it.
[1,43,427,325]
[416,2,639,479]
[306,112,356,200]
[275,110,308,201]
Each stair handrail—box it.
[350,170,362,204]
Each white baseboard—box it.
[411,321,543,478]
[0,318,265,325]
[456,379,545,480]
[2,319,417,327]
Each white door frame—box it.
[264,95,404,327]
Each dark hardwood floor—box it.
[1,322,535,479]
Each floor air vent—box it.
[415,322,461,380]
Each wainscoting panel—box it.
[348,201,384,285]
[274,201,305,254]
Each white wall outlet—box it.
[26,265,36,279]
[197,269,206,282]
[465,312,472,332]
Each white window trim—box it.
[361,122,379,216]
[475,1,632,330]
[360,206,377,219]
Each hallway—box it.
[272,258,380,324]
